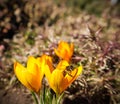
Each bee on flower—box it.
[44,58,83,95]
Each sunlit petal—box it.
[14,62,29,88]
[56,60,69,71]
[50,69,64,94]
[54,41,74,61]
[14,56,45,92]
[45,58,83,94]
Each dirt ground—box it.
[0,87,33,104]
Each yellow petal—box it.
[25,67,41,92]
[43,55,54,85]
[54,41,74,61]
[27,56,39,75]
[69,43,74,56]
[42,54,54,72]
[62,65,83,90]
[50,69,64,94]
[27,56,44,92]
[14,56,45,92]
[14,62,31,90]
[56,60,69,71]
[44,65,52,84]
[44,52,83,95]
[57,65,83,94]
[45,60,69,94]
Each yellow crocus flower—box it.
[14,56,44,92]
[54,41,74,62]
[45,60,83,94]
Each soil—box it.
[0,87,33,104]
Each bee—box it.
[63,65,74,77]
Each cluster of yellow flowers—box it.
[14,41,83,95]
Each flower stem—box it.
[31,91,39,104]
[56,93,64,104]
[43,84,45,104]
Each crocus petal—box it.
[45,57,83,94]
[61,65,83,92]
[54,41,74,61]
[49,69,64,94]
[14,62,28,87]
[14,61,42,92]
[25,67,41,92]
[41,54,54,72]
[69,43,74,56]
[14,56,45,92]
[41,55,54,84]
[56,60,69,71]
[45,60,69,93]
[27,56,39,75]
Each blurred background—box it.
[0,0,120,40]
[0,0,120,104]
